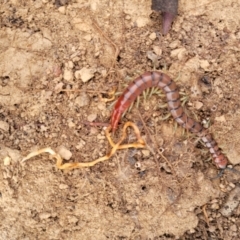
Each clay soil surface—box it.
[0,0,240,239]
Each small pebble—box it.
[208,226,216,233]
[39,212,51,220]
[67,118,75,128]
[141,149,150,157]
[63,69,73,82]
[68,61,74,69]
[169,40,180,49]
[76,139,86,149]
[200,60,210,70]
[170,47,187,60]
[97,134,105,140]
[54,82,64,92]
[67,215,78,224]
[74,70,81,80]
[34,1,42,8]
[215,115,226,122]
[230,224,237,232]
[3,156,11,166]
[58,6,66,14]
[75,92,90,107]
[0,121,9,132]
[89,127,98,135]
[77,67,95,83]
[149,32,157,40]
[211,203,220,210]
[57,145,72,160]
[229,182,235,188]
[147,51,158,64]
[97,102,106,111]
[194,101,203,110]
[84,34,92,41]
[87,113,97,122]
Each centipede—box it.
[111,71,228,169]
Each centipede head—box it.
[110,108,121,133]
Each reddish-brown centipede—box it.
[111,71,228,169]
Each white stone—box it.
[57,145,72,160]
[142,149,150,157]
[74,70,81,80]
[68,61,74,69]
[84,34,92,41]
[194,101,203,110]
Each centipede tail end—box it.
[151,0,178,34]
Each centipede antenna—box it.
[136,95,140,109]
[159,103,168,109]
[108,99,117,110]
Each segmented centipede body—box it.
[111,71,228,169]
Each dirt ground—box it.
[0,0,240,239]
